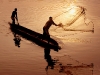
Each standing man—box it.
[43,17,58,40]
[11,8,18,24]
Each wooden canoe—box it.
[8,22,61,51]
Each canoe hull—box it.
[8,22,61,51]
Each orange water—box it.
[0,0,100,75]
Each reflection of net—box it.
[53,6,94,33]
[46,55,94,75]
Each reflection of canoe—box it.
[8,22,61,51]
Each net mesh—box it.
[52,2,94,33]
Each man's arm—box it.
[52,20,58,26]
[15,12,19,24]
[15,12,18,21]
[53,22,63,27]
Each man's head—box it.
[14,8,17,11]
[49,17,52,20]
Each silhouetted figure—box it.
[11,8,18,24]
[13,33,21,47]
[43,17,58,43]
[44,48,55,71]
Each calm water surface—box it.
[0,0,100,75]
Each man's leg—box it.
[12,17,15,24]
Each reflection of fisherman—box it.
[43,17,58,41]
[44,48,55,71]
[13,34,21,47]
[11,8,18,24]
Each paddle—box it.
[16,17,19,25]
[17,20,19,25]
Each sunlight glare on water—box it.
[68,5,77,15]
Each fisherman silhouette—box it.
[43,17,59,43]
[11,8,18,24]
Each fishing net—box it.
[52,4,94,33]
[45,55,94,75]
